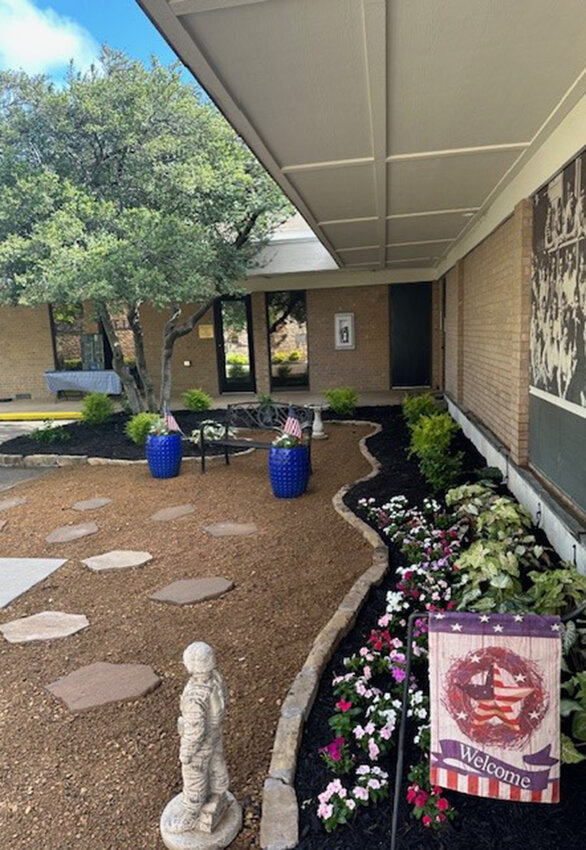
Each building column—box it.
[509,198,533,466]
[431,280,443,391]
[456,260,465,404]
[250,292,270,395]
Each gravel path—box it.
[0,423,374,849]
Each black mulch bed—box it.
[0,409,239,460]
[296,406,585,850]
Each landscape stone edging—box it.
[0,447,255,468]
[260,421,388,850]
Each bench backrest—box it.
[227,402,314,433]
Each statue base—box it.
[160,792,242,850]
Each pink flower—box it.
[422,815,432,828]
[353,786,369,801]
[368,739,380,760]
[406,786,417,804]
[436,796,449,811]
[318,803,333,820]
[319,736,346,761]
[336,699,353,713]
[414,791,428,808]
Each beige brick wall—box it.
[431,280,443,391]
[444,201,532,464]
[306,285,390,392]
[250,292,271,395]
[139,303,219,402]
[0,305,55,400]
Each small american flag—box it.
[283,407,303,439]
[163,404,181,433]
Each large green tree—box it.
[0,49,292,411]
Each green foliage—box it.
[81,392,114,425]
[148,417,172,436]
[276,363,292,379]
[257,393,274,407]
[181,388,212,412]
[125,412,160,445]
[324,387,358,416]
[402,393,437,429]
[0,49,292,410]
[271,351,287,364]
[455,539,523,611]
[226,353,249,365]
[29,421,70,444]
[189,420,235,444]
[561,733,586,764]
[63,358,81,370]
[445,482,495,510]
[409,413,463,493]
[527,564,586,616]
[288,350,301,362]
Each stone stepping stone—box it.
[0,519,6,532]
[46,522,99,544]
[72,497,112,512]
[46,661,161,712]
[0,558,67,609]
[150,504,195,522]
[0,611,89,643]
[82,550,153,572]
[0,496,26,513]
[204,521,258,538]
[150,577,234,606]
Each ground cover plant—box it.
[297,405,586,850]
[324,387,358,416]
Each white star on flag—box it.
[435,613,445,620]
[479,614,490,623]
[514,614,524,622]
[551,624,561,632]
[470,654,481,663]
[493,624,504,633]
[451,623,463,632]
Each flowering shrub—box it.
[317,768,390,832]
[407,762,457,829]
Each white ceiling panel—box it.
[387,0,586,155]
[288,164,377,223]
[386,258,436,269]
[387,149,522,216]
[321,219,379,250]
[386,243,446,262]
[386,211,474,245]
[338,247,380,267]
[180,0,373,167]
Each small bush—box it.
[288,350,301,362]
[181,388,213,412]
[226,353,249,365]
[409,412,462,493]
[29,421,70,444]
[324,387,358,416]
[63,358,81,371]
[271,351,287,364]
[257,393,274,407]
[125,412,160,445]
[228,362,247,378]
[81,392,114,425]
[276,363,292,379]
[402,393,437,430]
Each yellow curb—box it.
[0,412,82,421]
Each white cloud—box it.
[0,0,99,75]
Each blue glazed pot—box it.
[146,433,183,479]
[269,445,309,498]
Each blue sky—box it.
[0,0,189,79]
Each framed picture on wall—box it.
[334,312,355,350]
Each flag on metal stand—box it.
[162,403,181,434]
[283,406,303,439]
[428,611,561,803]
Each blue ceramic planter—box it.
[269,445,309,498]
[146,433,183,479]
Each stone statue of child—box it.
[166,642,230,835]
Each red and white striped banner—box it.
[429,612,561,804]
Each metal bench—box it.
[199,402,314,473]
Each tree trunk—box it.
[98,303,145,414]
[159,300,215,409]
[127,303,157,412]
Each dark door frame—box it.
[389,282,432,388]
[264,290,310,391]
[213,295,257,394]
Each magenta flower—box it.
[336,699,353,713]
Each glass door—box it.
[214,296,256,393]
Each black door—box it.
[390,283,432,387]
[214,296,256,393]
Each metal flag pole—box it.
[390,610,428,850]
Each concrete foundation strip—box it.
[0,448,255,468]
[260,421,389,850]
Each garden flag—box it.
[283,407,303,439]
[429,612,561,803]
[163,404,181,434]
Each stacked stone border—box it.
[260,421,388,850]
[0,448,255,468]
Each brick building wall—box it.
[0,305,55,400]
[306,285,390,392]
[139,303,219,400]
[444,201,532,464]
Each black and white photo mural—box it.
[531,151,586,407]
[530,148,586,514]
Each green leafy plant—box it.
[148,417,173,436]
[324,387,358,416]
[189,420,236,444]
[272,433,303,448]
[63,358,82,371]
[271,351,287,364]
[409,413,463,493]
[257,393,274,407]
[181,388,213,412]
[226,353,249,365]
[402,393,437,430]
[276,363,292,379]
[81,392,114,425]
[527,564,586,616]
[125,412,160,445]
[454,539,522,611]
[29,421,70,444]
[288,350,301,361]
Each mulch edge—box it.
[0,447,256,468]
[259,421,390,850]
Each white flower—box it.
[346,798,356,811]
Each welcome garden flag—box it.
[429,612,561,803]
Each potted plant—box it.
[269,431,310,498]
[146,417,183,479]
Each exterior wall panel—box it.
[0,305,55,400]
